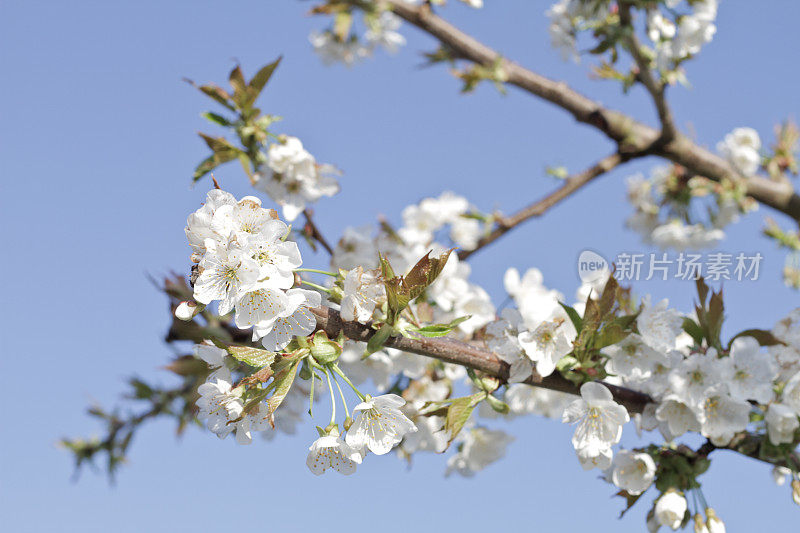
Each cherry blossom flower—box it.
[196,378,244,439]
[345,394,417,455]
[699,385,751,446]
[765,403,799,445]
[306,434,363,475]
[193,237,260,314]
[258,288,322,350]
[563,382,630,467]
[610,450,656,495]
[340,266,385,323]
[518,319,573,378]
[637,297,683,353]
[655,490,687,530]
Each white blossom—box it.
[365,12,406,53]
[309,31,369,67]
[563,382,630,466]
[340,266,385,323]
[255,136,339,221]
[717,127,761,176]
[610,450,656,495]
[655,490,687,530]
[518,319,573,378]
[781,369,800,416]
[196,378,244,440]
[306,434,363,475]
[637,297,684,353]
[193,237,260,315]
[445,427,514,477]
[345,394,417,455]
[258,288,322,350]
[655,395,702,439]
[699,385,751,446]
[194,343,231,382]
[724,336,777,403]
[766,403,799,445]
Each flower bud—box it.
[792,479,800,506]
[343,416,354,431]
[175,301,199,321]
[309,331,342,365]
[693,513,709,533]
[705,508,725,533]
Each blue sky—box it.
[2,1,799,531]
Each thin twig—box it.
[303,208,335,255]
[459,152,625,260]
[618,2,677,145]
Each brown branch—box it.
[310,305,652,414]
[303,208,334,255]
[458,152,625,260]
[384,0,800,221]
[618,2,677,144]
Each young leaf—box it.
[267,360,300,418]
[728,329,785,349]
[247,57,282,104]
[226,345,276,367]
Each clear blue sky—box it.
[2,1,799,531]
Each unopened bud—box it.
[693,513,709,533]
[705,508,725,533]
[343,416,353,431]
[175,301,199,321]
[792,479,800,505]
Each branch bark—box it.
[310,305,652,414]
[303,208,335,255]
[384,0,800,221]
[618,2,677,145]
[458,152,625,260]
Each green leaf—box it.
[228,65,247,107]
[443,393,483,449]
[728,329,785,349]
[201,111,233,127]
[226,345,276,367]
[267,360,300,418]
[559,302,583,332]
[247,57,282,103]
[682,317,704,346]
[410,316,470,338]
[198,84,235,111]
[365,323,393,356]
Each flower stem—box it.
[300,280,331,293]
[330,369,350,419]
[294,268,337,277]
[331,364,365,401]
[324,367,336,426]
[308,368,316,417]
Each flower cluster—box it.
[331,191,495,336]
[647,0,718,71]
[254,136,340,221]
[185,190,319,349]
[717,127,762,176]
[625,162,756,250]
[546,0,611,62]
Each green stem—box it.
[308,369,316,417]
[300,280,331,293]
[330,369,350,419]
[331,364,365,401]
[294,268,337,277]
[324,368,336,426]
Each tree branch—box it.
[618,2,677,144]
[384,0,800,221]
[310,305,652,414]
[303,208,335,255]
[458,152,625,260]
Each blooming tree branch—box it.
[383,0,800,222]
[458,152,626,260]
